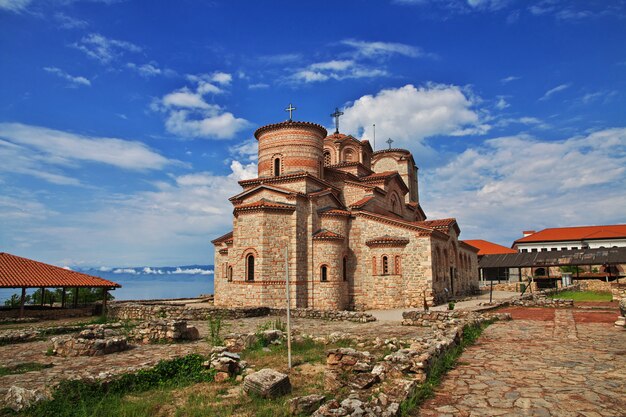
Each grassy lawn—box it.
[550,290,612,302]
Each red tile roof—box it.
[462,240,517,256]
[312,229,345,240]
[234,199,296,212]
[365,235,410,247]
[319,209,352,217]
[0,253,121,289]
[254,120,327,139]
[350,196,374,208]
[211,231,233,245]
[514,225,626,244]
[361,171,397,181]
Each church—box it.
[212,108,479,310]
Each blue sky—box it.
[1,0,625,267]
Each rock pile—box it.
[0,322,124,345]
[325,348,377,391]
[51,327,128,356]
[289,394,326,415]
[243,368,291,398]
[269,308,376,323]
[222,329,284,352]
[130,320,200,344]
[3,386,49,412]
[204,347,247,382]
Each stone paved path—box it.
[419,310,626,417]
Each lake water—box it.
[0,271,215,304]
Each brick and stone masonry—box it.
[212,118,480,310]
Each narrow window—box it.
[395,256,401,274]
[246,254,255,281]
[274,158,281,176]
[227,266,233,282]
[382,256,389,275]
[372,257,377,275]
[342,257,347,281]
[323,151,331,166]
[320,265,328,282]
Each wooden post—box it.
[61,288,66,308]
[73,287,78,308]
[489,278,493,303]
[102,288,108,314]
[285,247,292,369]
[40,287,44,306]
[19,287,26,318]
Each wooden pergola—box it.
[478,246,626,282]
[0,252,121,318]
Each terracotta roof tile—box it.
[462,240,517,256]
[366,235,410,246]
[350,196,374,208]
[312,229,345,240]
[361,171,397,181]
[254,120,327,139]
[514,224,626,244]
[319,209,352,217]
[234,199,296,212]
[0,253,120,288]
[211,231,233,245]
[414,218,457,229]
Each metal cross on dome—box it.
[330,107,344,134]
[285,103,296,121]
[386,138,394,149]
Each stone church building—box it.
[212,117,479,310]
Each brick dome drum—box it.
[255,121,327,178]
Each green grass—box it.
[0,362,53,377]
[549,290,612,302]
[18,354,215,417]
[400,320,493,416]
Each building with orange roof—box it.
[0,252,120,318]
[513,225,626,253]
[211,115,478,310]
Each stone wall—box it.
[107,303,270,321]
[269,308,376,323]
[0,322,123,345]
[0,306,94,320]
[129,320,200,344]
[51,327,128,356]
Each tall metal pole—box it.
[285,247,292,369]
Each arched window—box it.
[372,257,377,275]
[274,158,281,176]
[246,254,255,281]
[391,199,397,213]
[342,256,348,281]
[382,256,389,275]
[323,150,332,166]
[534,267,546,277]
[343,148,354,162]
[227,266,233,282]
[320,265,328,282]
[395,256,401,274]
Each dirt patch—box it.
[496,307,556,321]
[574,301,619,310]
[572,311,619,324]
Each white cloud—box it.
[340,83,489,151]
[126,62,176,78]
[54,12,88,29]
[170,267,213,275]
[249,83,269,90]
[500,75,521,84]
[424,128,626,244]
[43,66,91,87]
[495,96,509,110]
[0,123,174,174]
[0,160,258,265]
[229,138,258,161]
[291,60,387,84]
[539,83,571,101]
[71,33,141,64]
[466,0,510,11]
[154,74,250,140]
[113,268,137,274]
[341,39,426,59]
[0,0,32,12]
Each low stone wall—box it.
[129,320,200,344]
[0,306,95,320]
[401,310,511,328]
[0,322,124,346]
[511,296,574,308]
[106,303,270,321]
[269,308,376,323]
[107,303,376,323]
[51,327,128,356]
